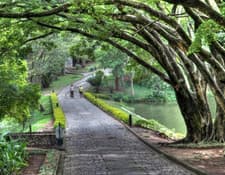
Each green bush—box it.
[50,93,58,108]
[147,90,167,102]
[93,93,112,100]
[135,119,163,131]
[53,108,66,128]
[111,93,139,103]
[135,118,183,139]
[111,93,123,101]
[0,133,28,175]
[50,93,66,128]
[137,75,175,102]
[87,71,104,92]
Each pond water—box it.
[129,96,216,135]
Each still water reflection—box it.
[129,96,216,134]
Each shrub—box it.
[135,119,161,130]
[137,75,175,102]
[94,93,111,100]
[135,118,183,139]
[87,71,104,92]
[84,92,129,123]
[0,133,28,175]
[110,93,142,103]
[53,108,66,128]
[111,93,123,101]
[50,93,66,128]
[50,93,58,108]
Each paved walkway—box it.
[58,80,195,175]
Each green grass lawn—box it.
[50,74,82,90]
[0,68,88,133]
[0,95,53,133]
[43,74,82,94]
[100,76,176,102]
[124,85,152,98]
[24,95,52,132]
[101,78,152,98]
[0,73,83,133]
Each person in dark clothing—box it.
[70,84,74,97]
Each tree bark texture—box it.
[175,89,213,142]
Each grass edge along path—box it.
[43,74,83,95]
[84,92,183,140]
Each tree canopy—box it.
[0,0,225,142]
[0,59,40,121]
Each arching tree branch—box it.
[23,31,54,44]
[0,3,70,18]
[162,0,225,27]
[34,21,172,85]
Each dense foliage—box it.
[95,46,128,90]
[69,38,98,67]
[0,0,225,142]
[28,33,75,88]
[137,75,175,102]
[0,95,52,133]
[87,71,104,92]
[0,59,40,121]
[0,134,28,175]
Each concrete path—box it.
[58,79,195,175]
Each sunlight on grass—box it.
[27,117,51,132]
[125,85,151,98]
[0,95,53,133]
[26,117,52,132]
[1,74,82,133]
[49,74,82,91]
[29,96,52,131]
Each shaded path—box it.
[58,79,195,175]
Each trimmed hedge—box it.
[93,93,112,100]
[50,93,66,128]
[84,92,129,123]
[84,92,183,139]
[50,93,58,107]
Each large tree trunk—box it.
[213,105,225,142]
[209,43,225,142]
[175,89,213,143]
[115,76,120,91]
[81,59,86,68]
[212,82,225,142]
[72,57,77,67]
[41,74,51,88]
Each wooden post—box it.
[129,114,132,127]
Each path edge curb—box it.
[83,95,208,175]
[124,125,208,175]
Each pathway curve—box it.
[58,78,195,175]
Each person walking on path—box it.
[78,85,83,98]
[70,84,74,98]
